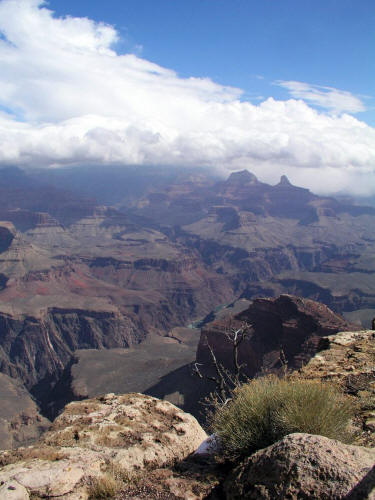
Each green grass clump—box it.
[211,375,355,460]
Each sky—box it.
[0,0,374,196]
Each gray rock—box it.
[224,433,375,499]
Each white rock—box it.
[0,481,29,500]
[13,460,84,497]
[195,433,221,455]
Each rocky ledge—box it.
[297,329,375,446]
[0,393,212,499]
[3,329,375,499]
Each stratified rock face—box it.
[0,214,233,405]
[0,307,140,396]
[297,329,375,446]
[224,433,375,500]
[0,393,208,499]
[0,373,50,451]
[197,295,360,378]
[135,169,375,320]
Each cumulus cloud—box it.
[0,0,375,196]
[276,80,366,114]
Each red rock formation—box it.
[196,294,360,378]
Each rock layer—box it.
[0,307,139,393]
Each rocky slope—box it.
[296,329,375,447]
[2,327,375,498]
[0,373,50,451]
[2,390,375,499]
[1,166,375,450]
[196,294,359,380]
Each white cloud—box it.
[276,80,366,114]
[0,0,375,196]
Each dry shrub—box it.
[87,473,120,499]
[0,446,66,467]
[212,375,355,460]
[105,461,140,485]
[87,462,142,499]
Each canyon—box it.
[0,165,375,444]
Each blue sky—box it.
[0,0,374,196]
[51,0,374,125]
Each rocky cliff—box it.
[1,167,375,463]
[0,213,233,412]
[0,307,140,397]
[196,294,359,380]
[136,170,375,324]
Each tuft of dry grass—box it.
[105,461,141,485]
[87,462,143,499]
[87,473,120,499]
[0,446,66,467]
[212,374,356,460]
[63,402,101,416]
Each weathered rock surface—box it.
[197,294,359,379]
[224,433,375,499]
[0,373,50,451]
[0,480,29,500]
[41,392,207,470]
[0,393,210,499]
[297,329,375,446]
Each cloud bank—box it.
[276,81,366,114]
[0,0,374,196]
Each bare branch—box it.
[192,362,204,379]
[193,322,253,406]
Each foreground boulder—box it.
[224,433,375,499]
[0,393,208,499]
